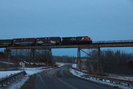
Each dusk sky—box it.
[0,0,133,56]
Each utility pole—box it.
[77,47,81,71]
[5,49,11,70]
[97,47,101,74]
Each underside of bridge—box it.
[5,48,53,67]
[30,48,53,66]
[4,42,133,74]
[5,47,102,73]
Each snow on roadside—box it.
[55,62,72,67]
[56,62,65,67]
[0,61,14,65]
[24,67,52,75]
[1,67,53,89]
[6,63,68,89]
[0,67,51,79]
[0,71,21,79]
[70,64,133,89]
[107,74,133,82]
[72,64,77,68]
[6,75,30,89]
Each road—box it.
[35,65,116,89]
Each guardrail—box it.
[71,67,133,87]
[81,74,133,87]
[93,40,133,44]
[0,71,26,88]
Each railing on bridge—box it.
[0,40,133,49]
[93,40,133,44]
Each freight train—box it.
[0,36,92,46]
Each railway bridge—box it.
[1,40,133,74]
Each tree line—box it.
[78,49,133,76]
[101,50,133,76]
[9,49,133,76]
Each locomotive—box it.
[62,36,92,44]
[0,36,92,46]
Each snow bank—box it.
[55,62,72,67]
[2,67,53,89]
[72,64,77,68]
[6,75,30,89]
[70,68,85,77]
[0,61,14,65]
[0,71,20,79]
[24,67,51,75]
[55,62,65,67]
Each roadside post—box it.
[19,61,25,71]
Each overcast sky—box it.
[0,0,133,56]
[0,0,133,41]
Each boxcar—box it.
[23,38,36,45]
[13,38,23,45]
[0,39,12,46]
[13,38,35,45]
[36,37,61,45]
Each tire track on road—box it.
[54,69,77,89]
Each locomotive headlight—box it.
[81,37,84,40]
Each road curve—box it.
[35,65,116,89]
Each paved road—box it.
[35,65,116,89]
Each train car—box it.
[36,37,61,45]
[62,36,92,44]
[0,39,12,46]
[23,38,36,45]
[13,38,35,46]
[13,38,23,45]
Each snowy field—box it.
[70,64,133,89]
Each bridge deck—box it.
[3,42,133,49]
